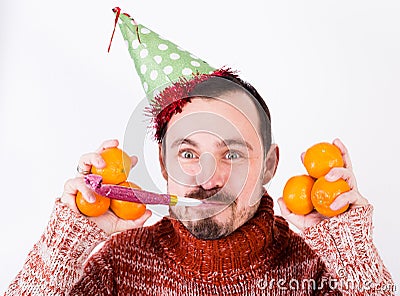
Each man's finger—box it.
[300,152,305,164]
[277,197,291,217]
[325,167,358,190]
[96,139,119,153]
[62,177,96,203]
[77,152,106,176]
[130,155,138,169]
[131,209,152,226]
[333,138,353,169]
[330,190,359,210]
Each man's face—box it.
[160,91,273,239]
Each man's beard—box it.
[169,186,258,240]
[184,216,233,240]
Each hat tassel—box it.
[108,7,142,53]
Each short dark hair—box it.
[160,73,272,157]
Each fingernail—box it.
[325,172,334,181]
[330,202,340,210]
[87,194,96,203]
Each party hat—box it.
[110,7,240,142]
[110,7,216,102]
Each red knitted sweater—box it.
[5,194,395,295]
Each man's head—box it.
[154,72,278,239]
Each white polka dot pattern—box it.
[117,16,215,100]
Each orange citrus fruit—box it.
[311,177,350,217]
[75,191,110,217]
[91,147,132,184]
[303,142,344,178]
[283,175,315,215]
[110,181,147,220]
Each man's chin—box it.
[183,218,233,240]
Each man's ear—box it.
[158,144,168,180]
[262,144,279,184]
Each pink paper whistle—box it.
[84,174,202,206]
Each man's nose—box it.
[196,153,227,189]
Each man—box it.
[5,8,394,295]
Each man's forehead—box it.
[169,92,261,128]
[165,109,253,143]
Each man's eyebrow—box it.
[170,138,199,149]
[170,138,253,151]
[217,139,253,151]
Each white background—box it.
[1,0,399,293]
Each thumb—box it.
[117,209,153,231]
[277,197,291,217]
[130,155,139,169]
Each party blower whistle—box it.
[84,174,202,206]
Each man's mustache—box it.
[185,187,237,204]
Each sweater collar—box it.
[157,193,290,275]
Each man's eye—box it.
[180,151,196,159]
[225,151,240,160]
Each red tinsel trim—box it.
[144,67,240,142]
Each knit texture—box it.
[302,205,395,295]
[5,195,395,295]
[5,200,108,295]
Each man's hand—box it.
[61,139,152,235]
[278,138,368,231]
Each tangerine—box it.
[91,147,132,184]
[110,181,147,220]
[75,191,110,217]
[311,177,350,217]
[283,175,315,215]
[303,142,344,178]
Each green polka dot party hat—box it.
[109,7,216,102]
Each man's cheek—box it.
[166,157,198,188]
[224,165,250,198]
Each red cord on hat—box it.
[108,7,121,52]
[108,8,141,52]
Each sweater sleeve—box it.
[302,205,395,295]
[4,199,109,296]
[69,240,116,295]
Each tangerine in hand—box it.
[91,147,132,184]
[110,181,147,220]
[311,177,350,217]
[76,191,110,217]
[303,142,344,179]
[283,175,315,215]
